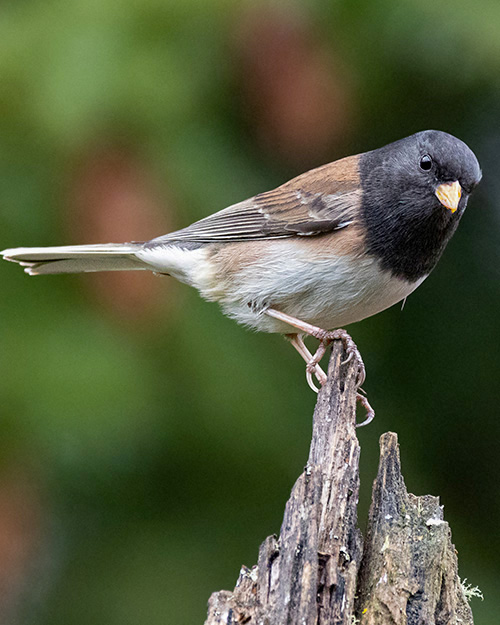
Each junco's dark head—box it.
[360,130,482,280]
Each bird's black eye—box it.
[419,154,432,171]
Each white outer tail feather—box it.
[1,243,148,275]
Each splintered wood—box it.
[205,343,474,625]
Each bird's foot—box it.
[306,328,366,388]
[269,310,374,426]
[304,334,373,426]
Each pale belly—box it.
[138,240,426,334]
[209,246,426,333]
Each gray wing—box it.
[146,188,360,246]
[146,160,361,246]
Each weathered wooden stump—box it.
[205,342,474,625]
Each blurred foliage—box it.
[0,0,499,623]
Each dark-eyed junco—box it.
[2,130,482,425]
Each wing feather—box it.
[146,156,361,247]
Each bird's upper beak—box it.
[435,180,462,213]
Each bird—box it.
[2,130,482,426]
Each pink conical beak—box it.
[435,180,462,213]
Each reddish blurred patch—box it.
[68,144,179,323]
[0,466,43,621]
[234,6,357,168]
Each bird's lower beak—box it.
[435,180,462,213]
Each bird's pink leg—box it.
[268,309,374,427]
[266,308,365,385]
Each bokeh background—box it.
[0,1,499,623]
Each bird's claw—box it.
[306,368,320,393]
[340,351,353,366]
[305,360,327,393]
[356,393,375,427]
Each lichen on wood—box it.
[356,432,473,625]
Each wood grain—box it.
[204,344,475,625]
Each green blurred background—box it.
[0,0,498,622]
